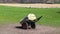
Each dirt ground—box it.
[0,23,60,34]
[0,4,60,8]
[0,4,60,34]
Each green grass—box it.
[0,6,60,27]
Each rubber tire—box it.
[31,23,36,29]
[22,22,28,29]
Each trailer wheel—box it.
[22,22,28,29]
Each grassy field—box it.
[0,6,60,27]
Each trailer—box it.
[20,13,42,29]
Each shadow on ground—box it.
[57,12,60,14]
[15,26,31,30]
[15,26,24,29]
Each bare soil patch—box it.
[0,23,60,34]
[0,4,60,8]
